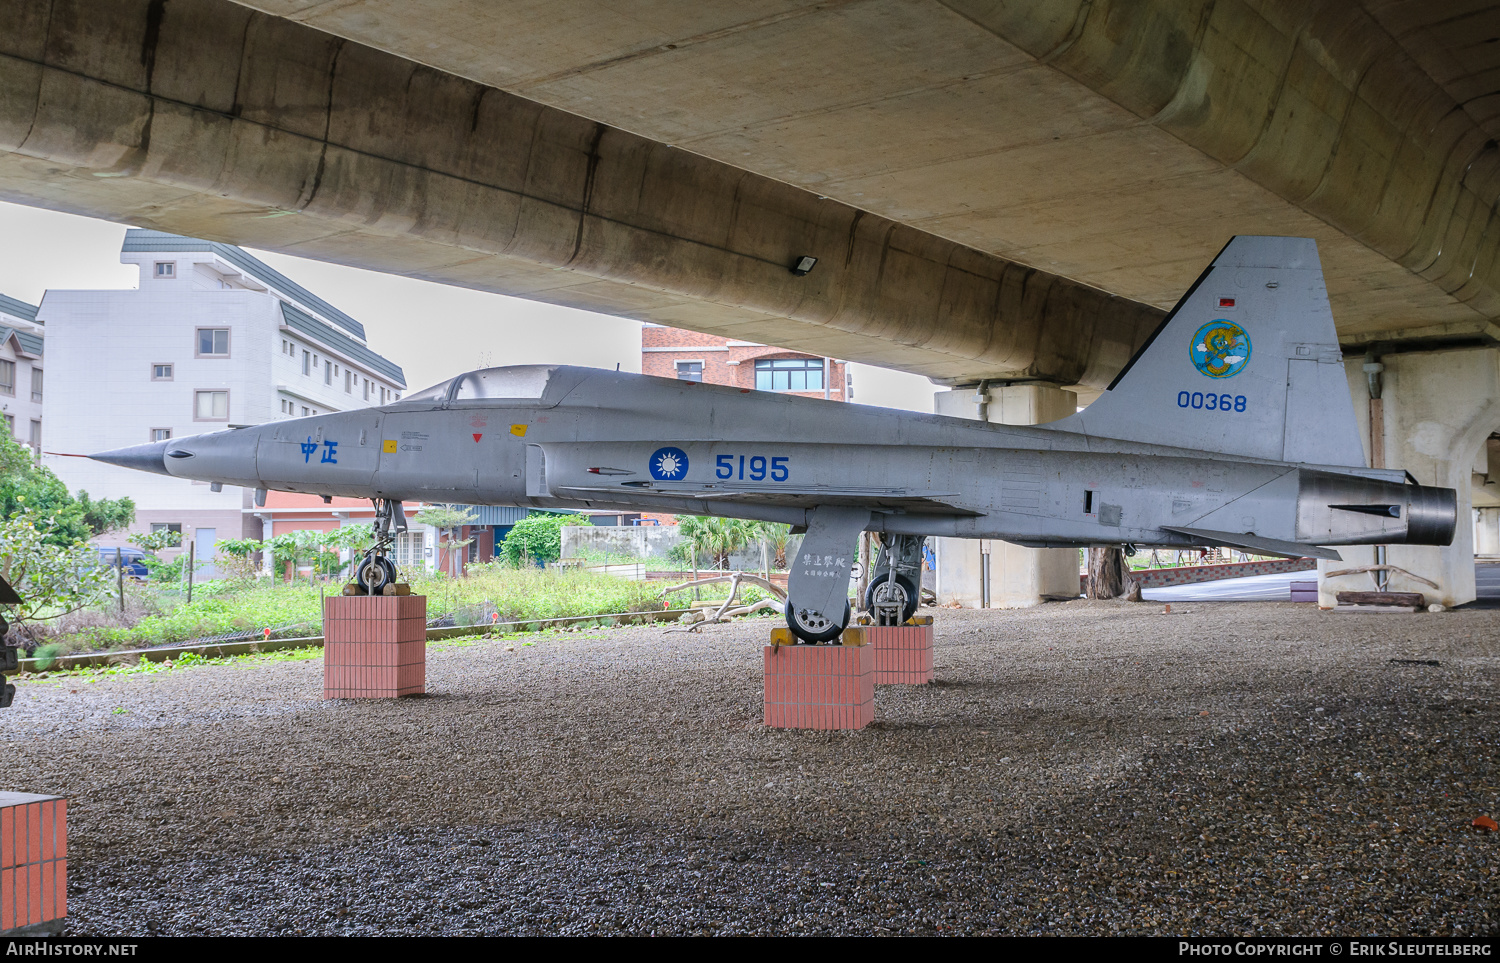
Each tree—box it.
[128,528,184,582]
[1086,546,1126,599]
[498,512,588,567]
[321,526,374,580]
[0,435,134,545]
[213,537,264,583]
[677,516,755,571]
[416,504,478,576]
[0,506,114,630]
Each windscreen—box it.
[401,378,453,404]
[450,367,554,402]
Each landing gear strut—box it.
[865,534,926,625]
[783,506,870,644]
[353,498,405,595]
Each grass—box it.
[20,645,326,683]
[34,564,770,657]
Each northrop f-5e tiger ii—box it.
[94,237,1457,641]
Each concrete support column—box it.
[1319,348,1500,607]
[933,384,1080,607]
[1476,508,1500,558]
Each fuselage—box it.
[96,366,1456,553]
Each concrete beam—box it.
[222,0,1500,347]
[0,0,1164,388]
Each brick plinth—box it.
[323,595,427,699]
[1,792,66,936]
[868,618,934,684]
[763,630,873,730]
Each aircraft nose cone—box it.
[89,439,175,476]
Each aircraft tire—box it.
[864,572,919,623]
[356,555,398,595]
[785,600,851,644]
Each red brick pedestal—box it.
[1,792,66,936]
[868,617,934,685]
[323,595,427,699]
[763,627,874,730]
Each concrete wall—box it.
[562,526,799,572]
[1320,348,1500,607]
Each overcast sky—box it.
[0,200,936,412]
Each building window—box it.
[29,368,41,403]
[194,390,229,421]
[675,361,703,382]
[345,369,354,394]
[0,359,14,396]
[393,531,425,569]
[196,327,230,357]
[364,378,371,401]
[1,414,11,436]
[150,522,183,536]
[152,363,173,381]
[755,357,825,392]
[154,262,175,278]
[150,428,172,442]
[301,406,309,417]
[324,360,333,385]
[27,420,38,452]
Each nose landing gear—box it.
[351,498,406,595]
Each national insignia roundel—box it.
[1190,320,1251,379]
[649,446,690,481]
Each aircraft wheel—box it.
[864,572,919,623]
[786,600,851,644]
[356,555,397,595]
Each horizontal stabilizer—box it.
[1161,526,1342,561]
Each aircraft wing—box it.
[1160,526,1342,561]
[551,483,983,516]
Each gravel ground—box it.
[5,600,1499,936]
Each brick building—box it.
[641,325,850,400]
[640,325,850,526]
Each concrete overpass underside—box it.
[5,0,1500,388]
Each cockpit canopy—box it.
[398,365,558,407]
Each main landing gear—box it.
[352,498,406,595]
[865,533,926,626]
[782,506,869,644]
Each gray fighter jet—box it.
[94,237,1456,641]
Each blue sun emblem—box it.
[649,446,689,481]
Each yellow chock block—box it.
[839,626,868,647]
[341,583,361,596]
[906,616,933,626]
[771,626,868,646]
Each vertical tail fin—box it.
[1046,236,1365,467]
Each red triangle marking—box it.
[472,433,483,442]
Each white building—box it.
[42,230,405,569]
[0,294,44,454]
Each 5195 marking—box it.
[716,454,789,481]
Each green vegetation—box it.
[0,506,115,625]
[23,644,327,681]
[35,564,695,656]
[498,512,590,567]
[0,434,133,547]
[674,516,790,570]
[416,504,478,577]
